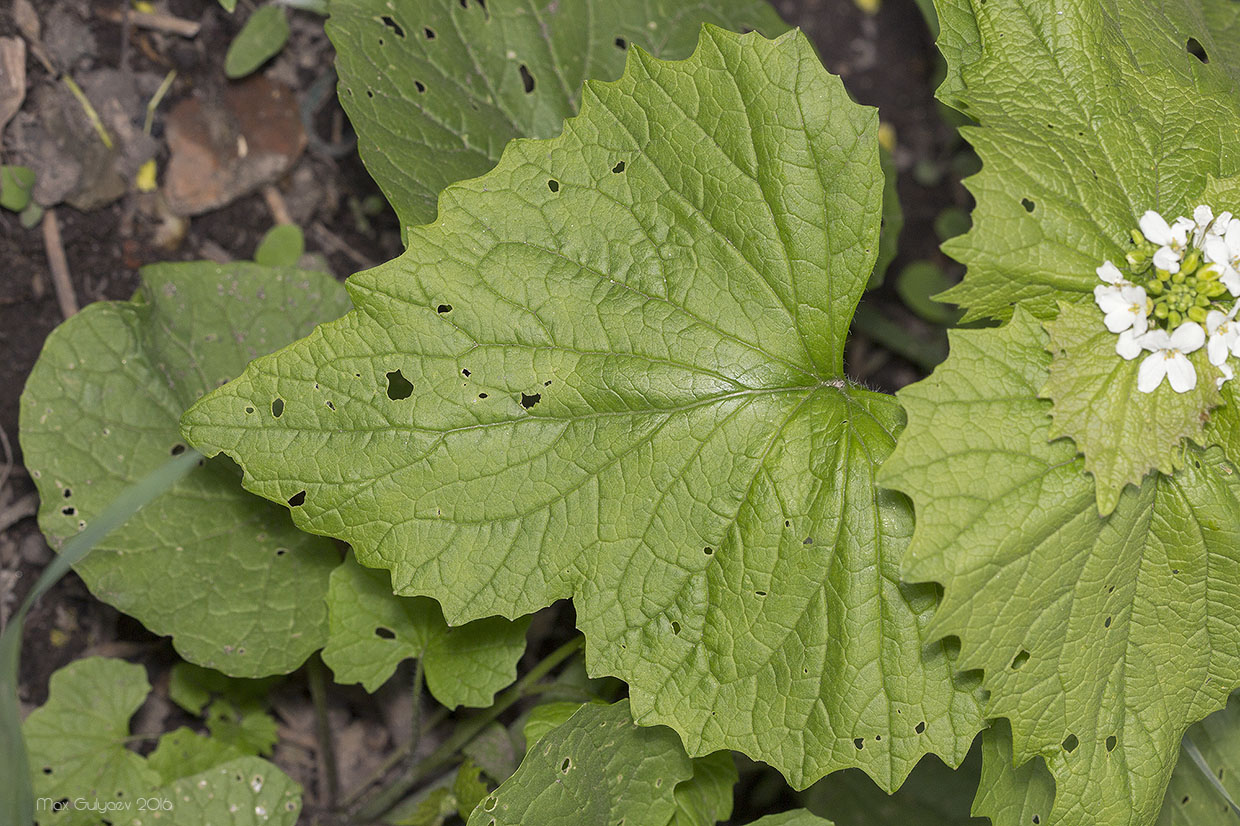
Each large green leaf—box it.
[880,308,1240,826]
[328,0,788,233]
[932,0,1240,323]
[321,553,530,706]
[25,657,302,826]
[184,27,981,790]
[973,722,1055,826]
[19,263,350,677]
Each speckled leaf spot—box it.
[183,27,982,790]
[18,263,350,678]
[328,0,789,233]
[880,309,1240,826]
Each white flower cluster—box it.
[1094,207,1240,393]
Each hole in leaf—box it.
[803,537,813,545]
[547,179,560,193]
[245,406,255,414]
[874,734,881,741]
[520,392,541,409]
[1104,616,1112,628]
[1187,37,1209,62]
[519,64,535,93]
[288,491,306,507]
[272,398,285,418]
[1062,734,1079,753]
[1011,649,1031,670]
[415,80,427,93]
[380,15,405,37]
[478,392,488,399]
[1021,198,1035,212]
[1106,735,1117,752]
[326,401,335,410]
[424,27,436,39]
[462,368,471,377]
[915,721,926,734]
[784,520,791,527]
[42,767,52,774]
[670,621,681,635]
[437,304,452,313]
[612,160,626,173]
[853,738,864,749]
[171,443,186,455]
[61,507,75,516]
[63,488,72,498]
[614,37,627,49]
[560,757,571,773]
[375,627,396,639]
[386,370,414,400]
[275,548,287,556]
[703,546,713,555]
[366,89,375,98]
[1032,817,1040,825]
[755,590,767,597]
[1181,796,1190,805]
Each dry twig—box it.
[41,209,79,319]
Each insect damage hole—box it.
[374,627,396,639]
[424,26,436,39]
[170,443,186,455]
[437,303,452,313]
[520,392,541,409]
[614,36,627,50]
[1010,649,1031,670]
[287,491,306,507]
[271,398,285,418]
[1021,197,1035,212]
[560,757,571,773]
[380,15,405,38]
[386,370,414,400]
[1062,733,1079,753]
[547,179,559,192]
[519,63,535,93]
[1187,37,1209,63]
[1105,735,1117,752]
[914,721,926,734]
[612,160,625,173]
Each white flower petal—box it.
[1132,310,1148,337]
[1140,329,1172,350]
[1140,210,1173,245]
[1209,332,1231,365]
[1171,216,1195,243]
[1194,205,1214,228]
[1095,288,1129,314]
[1217,211,1234,228]
[1204,236,1231,264]
[1096,260,1125,284]
[1166,353,1198,393]
[1104,309,1134,333]
[1170,321,1206,353]
[1116,329,1144,360]
[1153,245,1181,272]
[1223,268,1240,296]
[1138,351,1168,392]
[1217,361,1234,389]
[1206,309,1228,334]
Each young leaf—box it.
[24,658,161,808]
[880,308,1240,826]
[23,658,303,825]
[466,701,693,826]
[321,554,531,707]
[184,27,982,790]
[254,224,305,268]
[327,0,789,232]
[932,0,1240,323]
[224,5,289,79]
[523,702,591,750]
[671,750,737,826]
[19,263,350,677]
[1042,301,1223,515]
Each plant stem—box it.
[307,656,340,810]
[409,655,426,776]
[352,635,584,821]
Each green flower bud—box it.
[1157,268,1173,281]
[1188,305,1209,324]
[1171,270,1187,284]
[1196,293,1212,307]
[1146,279,1164,296]
[1155,303,1170,319]
[1181,250,1201,273]
[1199,265,1220,282]
[1203,280,1229,298]
[1168,309,1183,328]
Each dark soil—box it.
[0,0,968,820]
